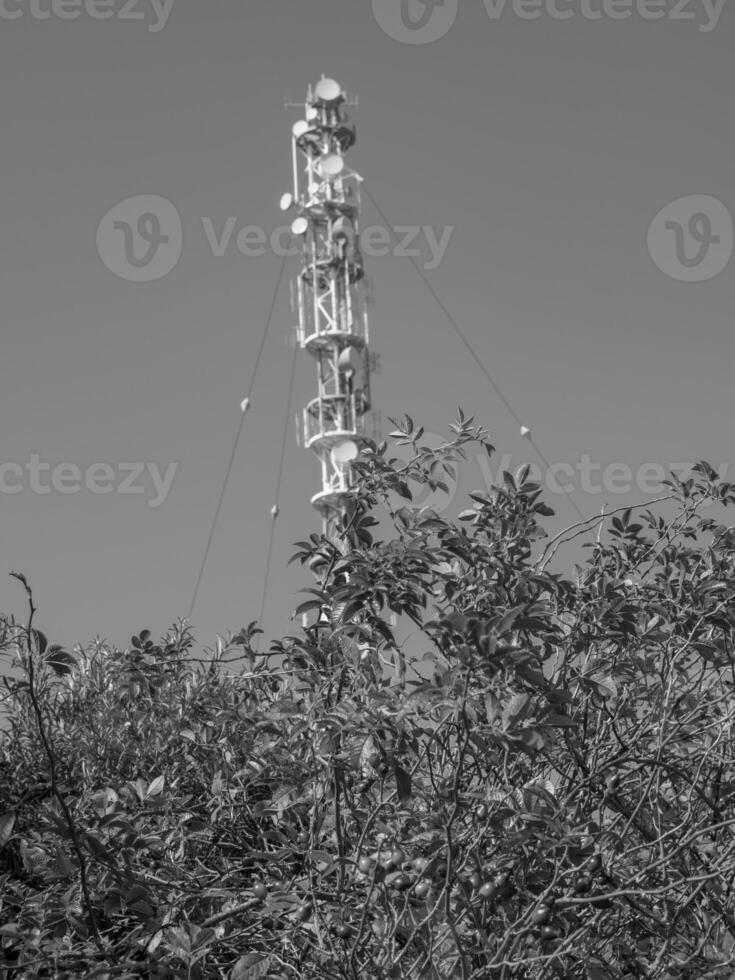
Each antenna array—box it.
[282,77,375,541]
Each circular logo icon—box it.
[97,195,183,282]
[371,0,458,44]
[647,195,733,283]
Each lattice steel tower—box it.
[282,77,375,543]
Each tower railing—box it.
[284,76,374,531]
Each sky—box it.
[0,0,733,690]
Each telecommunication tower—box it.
[281,77,375,545]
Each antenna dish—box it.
[279,192,294,211]
[314,78,342,104]
[291,216,309,236]
[305,106,318,121]
[332,216,354,241]
[318,154,344,178]
[292,120,310,138]
[338,346,361,377]
[331,440,359,468]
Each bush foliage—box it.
[2,412,735,979]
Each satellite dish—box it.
[314,77,342,104]
[279,192,294,211]
[338,346,361,376]
[332,216,354,240]
[331,440,359,468]
[292,120,310,138]
[308,182,320,197]
[291,216,308,236]
[305,106,318,121]
[318,153,344,178]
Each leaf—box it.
[45,646,75,676]
[395,765,412,802]
[0,811,15,849]
[166,925,191,956]
[84,833,112,861]
[146,775,166,799]
[230,953,271,979]
[516,664,550,690]
[546,714,579,728]
[32,629,48,655]
[485,692,502,725]
[444,613,469,633]
[395,481,412,500]
[495,606,524,636]
[503,693,531,728]
[54,844,75,877]
[294,599,324,617]
[339,598,366,623]
[590,675,617,699]
[131,778,146,802]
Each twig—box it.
[10,571,106,953]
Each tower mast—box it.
[283,77,373,546]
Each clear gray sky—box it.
[0,0,733,660]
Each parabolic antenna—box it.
[314,77,342,104]
[305,106,318,121]
[331,439,359,468]
[291,216,309,236]
[338,345,361,376]
[332,216,355,241]
[318,153,344,178]
[279,192,294,211]
[292,120,310,139]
